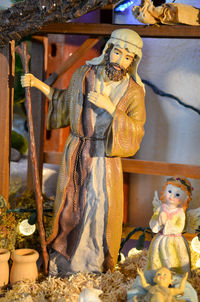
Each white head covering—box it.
[86,29,144,91]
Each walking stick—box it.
[16,42,49,274]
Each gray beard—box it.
[105,62,128,81]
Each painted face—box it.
[109,47,135,70]
[164,184,188,207]
[153,267,172,287]
[105,46,135,81]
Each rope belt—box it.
[71,131,106,141]
[71,131,106,211]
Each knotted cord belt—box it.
[71,132,106,212]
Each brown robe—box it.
[46,65,146,273]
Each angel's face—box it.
[164,184,188,207]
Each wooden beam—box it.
[44,151,200,179]
[0,41,15,204]
[27,37,45,190]
[39,23,200,39]
[0,0,120,47]
[122,159,200,179]
[45,37,101,86]
[57,38,100,75]
[44,151,62,165]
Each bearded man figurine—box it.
[21,29,146,276]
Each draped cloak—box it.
[46,64,146,273]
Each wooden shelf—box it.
[39,23,200,38]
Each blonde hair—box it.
[160,176,192,211]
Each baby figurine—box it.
[134,267,188,302]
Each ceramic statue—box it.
[127,268,198,302]
[21,29,146,275]
[78,288,103,302]
[133,267,188,302]
[133,0,200,26]
[147,176,200,275]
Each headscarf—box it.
[86,29,144,91]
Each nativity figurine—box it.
[133,0,200,26]
[21,29,146,276]
[127,267,198,302]
[134,267,188,302]
[147,176,200,276]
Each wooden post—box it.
[123,173,129,224]
[0,41,15,205]
[27,37,46,190]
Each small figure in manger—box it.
[147,176,200,275]
[134,267,188,302]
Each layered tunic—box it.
[147,204,191,275]
[46,65,146,273]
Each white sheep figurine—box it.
[78,288,103,302]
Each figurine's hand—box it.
[21,73,37,88]
[159,211,167,225]
[183,272,188,280]
[88,91,115,115]
[21,73,54,101]
[137,267,144,277]
[178,271,188,292]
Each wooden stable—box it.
[0,41,15,202]
[0,22,200,222]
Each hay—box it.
[0,249,199,301]
[189,269,200,299]
[0,251,148,302]
[0,274,101,302]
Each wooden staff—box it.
[16,42,49,274]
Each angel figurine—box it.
[147,176,200,275]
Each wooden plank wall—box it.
[0,41,15,204]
